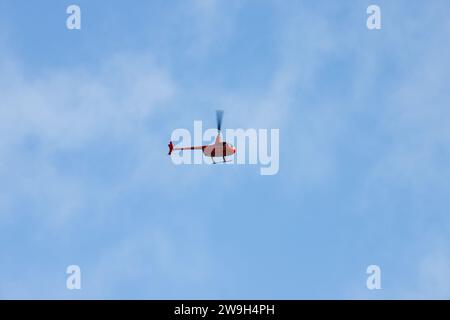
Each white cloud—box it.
[417,249,450,299]
[85,224,215,298]
[184,0,243,57]
[0,51,176,226]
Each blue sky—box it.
[1,0,450,299]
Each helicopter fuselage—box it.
[202,142,236,157]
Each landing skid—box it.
[211,158,232,164]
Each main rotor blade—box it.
[216,110,224,132]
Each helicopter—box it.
[168,110,236,164]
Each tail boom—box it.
[168,141,205,155]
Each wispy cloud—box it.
[0,51,176,227]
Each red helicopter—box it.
[168,110,236,164]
